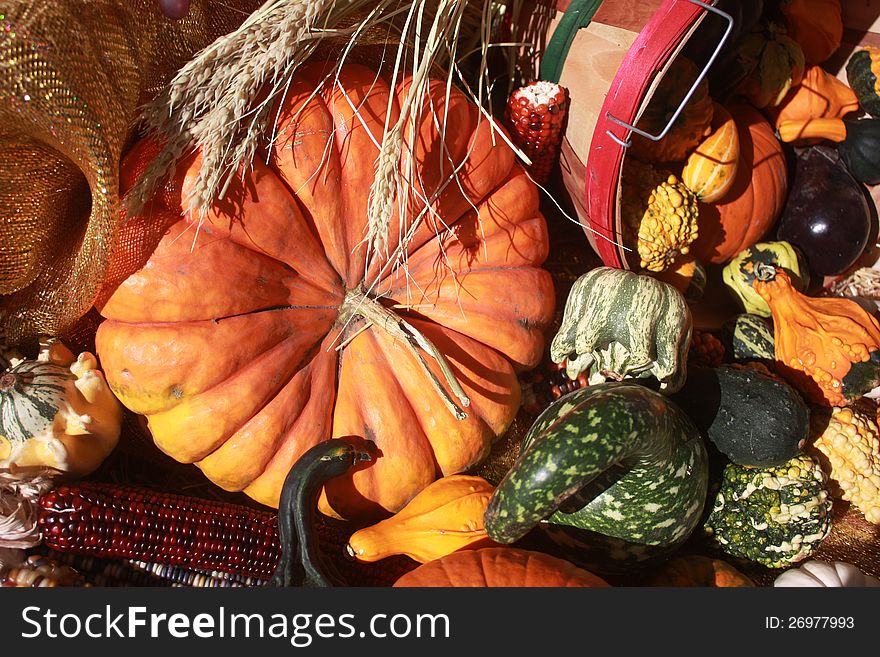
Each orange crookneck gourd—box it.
[346,474,495,564]
[753,265,880,406]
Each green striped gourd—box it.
[484,382,708,559]
[0,341,121,477]
[550,267,692,394]
[722,313,775,362]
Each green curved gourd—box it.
[484,382,708,552]
[268,437,374,587]
[550,267,692,393]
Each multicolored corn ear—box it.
[505,81,570,184]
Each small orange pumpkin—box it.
[393,547,610,587]
[780,0,843,64]
[690,104,788,264]
[346,475,495,564]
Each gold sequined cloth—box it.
[0,0,264,342]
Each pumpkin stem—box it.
[338,289,471,421]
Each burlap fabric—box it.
[0,0,264,343]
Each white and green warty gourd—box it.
[0,339,122,478]
[550,267,692,393]
[484,382,708,566]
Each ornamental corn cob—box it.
[505,81,570,184]
[38,482,417,586]
[39,483,279,580]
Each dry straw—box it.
[127,0,530,276]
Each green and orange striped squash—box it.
[95,63,555,521]
[681,103,739,203]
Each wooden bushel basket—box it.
[546,0,880,269]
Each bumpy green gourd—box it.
[484,382,708,559]
[550,267,692,393]
[704,455,833,568]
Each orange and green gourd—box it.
[753,265,880,407]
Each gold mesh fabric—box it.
[0,0,264,342]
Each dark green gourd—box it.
[484,382,708,562]
[671,365,809,468]
[846,47,880,118]
[268,437,374,587]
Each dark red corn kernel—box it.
[39,482,280,580]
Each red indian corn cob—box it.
[38,482,280,580]
[505,80,570,184]
[37,482,418,585]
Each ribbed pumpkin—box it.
[691,104,788,264]
[95,63,555,520]
[392,548,610,587]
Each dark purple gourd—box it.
[775,145,872,278]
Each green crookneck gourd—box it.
[268,437,374,587]
[550,267,692,394]
[484,382,708,563]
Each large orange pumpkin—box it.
[690,104,788,264]
[392,548,610,587]
[95,63,555,520]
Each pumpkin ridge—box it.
[328,326,439,517]
[146,330,331,463]
[369,320,496,477]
